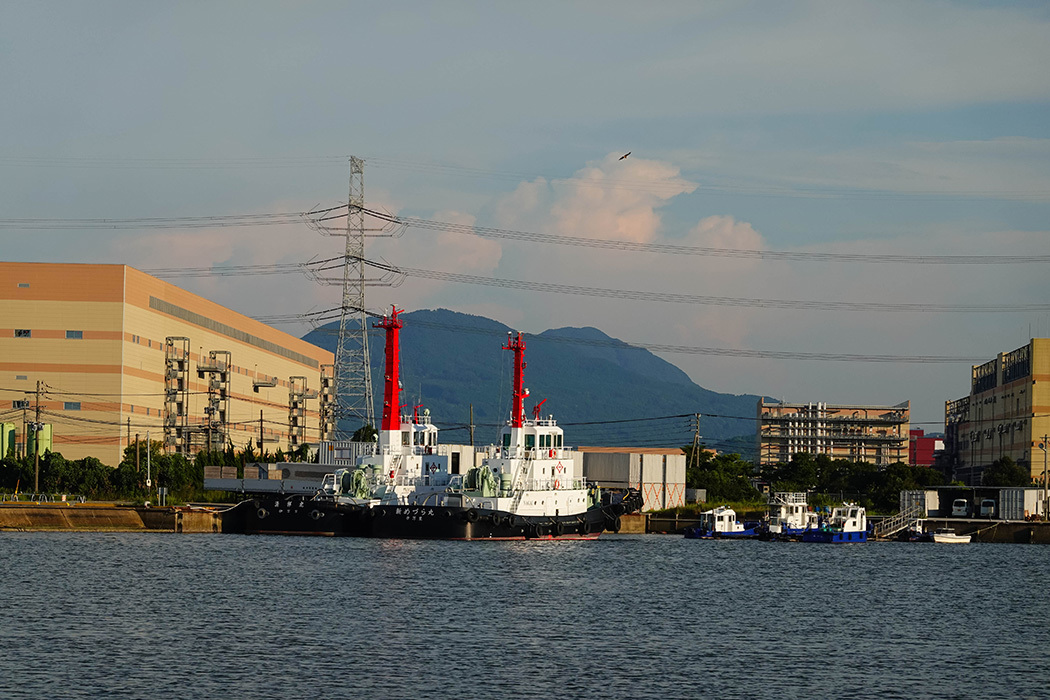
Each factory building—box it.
[909,429,944,467]
[0,262,334,466]
[943,338,1050,485]
[757,399,910,467]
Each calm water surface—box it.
[1,533,1047,699]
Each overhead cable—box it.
[352,256,1050,314]
[362,207,1050,265]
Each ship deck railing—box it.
[445,477,588,494]
[769,492,808,505]
[496,447,573,460]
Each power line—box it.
[0,204,347,230]
[253,308,984,364]
[4,152,1046,201]
[362,207,1050,265]
[354,256,1050,314]
[361,156,1050,202]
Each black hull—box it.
[237,489,642,540]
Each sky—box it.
[2,1,1049,429]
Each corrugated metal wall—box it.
[582,451,685,511]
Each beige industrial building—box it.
[757,399,910,467]
[944,338,1050,485]
[0,262,333,466]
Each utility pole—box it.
[135,433,140,472]
[33,380,41,492]
[469,404,475,447]
[260,410,264,457]
[689,413,702,471]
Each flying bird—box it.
[619,151,631,160]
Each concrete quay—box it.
[0,503,225,533]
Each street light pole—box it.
[34,380,41,492]
[146,429,152,504]
[1039,436,1048,520]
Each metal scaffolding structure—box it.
[163,337,191,456]
[318,363,335,441]
[288,375,317,450]
[198,349,231,451]
[333,156,375,438]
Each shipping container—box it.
[581,449,685,511]
[27,423,52,456]
[999,488,1044,520]
[0,423,15,458]
[899,489,937,517]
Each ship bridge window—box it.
[402,433,411,446]
[525,434,535,449]
[502,433,511,448]
[556,434,562,447]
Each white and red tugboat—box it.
[242,308,641,539]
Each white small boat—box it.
[931,528,971,544]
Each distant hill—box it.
[302,308,762,454]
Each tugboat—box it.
[800,503,868,543]
[683,505,758,539]
[242,308,641,539]
[761,492,819,541]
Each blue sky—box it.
[2,1,1049,428]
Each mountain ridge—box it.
[302,308,762,452]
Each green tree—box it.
[686,448,761,503]
[982,456,1031,487]
[351,424,378,443]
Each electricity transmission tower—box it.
[333,156,375,438]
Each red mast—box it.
[375,306,403,432]
[503,332,527,428]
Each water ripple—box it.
[1,533,1048,699]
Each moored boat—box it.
[801,503,868,543]
[930,528,971,544]
[242,308,641,539]
[761,492,819,541]
[684,505,757,539]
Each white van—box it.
[979,498,996,518]
[951,499,970,517]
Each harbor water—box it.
[2,533,1047,699]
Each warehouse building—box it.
[943,338,1050,485]
[0,262,334,466]
[577,446,686,511]
[757,399,910,467]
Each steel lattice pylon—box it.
[333,156,375,437]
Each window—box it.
[64,402,81,411]
[14,329,30,338]
[17,283,29,288]
[66,330,83,339]
[15,375,26,381]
